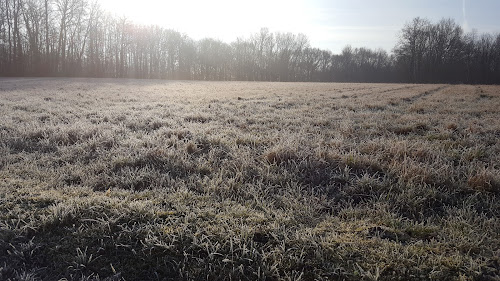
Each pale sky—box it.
[98,0,500,54]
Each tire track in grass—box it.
[373,85,451,115]
[333,85,383,98]
[401,85,450,104]
[379,84,422,94]
[349,85,429,113]
[354,84,422,98]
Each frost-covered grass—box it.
[0,78,499,280]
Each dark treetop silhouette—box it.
[1,0,499,84]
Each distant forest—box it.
[1,0,500,84]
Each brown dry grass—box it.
[0,78,499,280]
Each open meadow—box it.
[0,78,499,280]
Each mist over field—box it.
[0,78,499,280]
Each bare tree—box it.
[1,9,499,84]
[394,17,431,83]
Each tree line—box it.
[1,0,499,84]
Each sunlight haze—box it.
[98,0,500,53]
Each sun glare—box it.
[98,0,310,41]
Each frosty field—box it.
[0,78,499,280]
